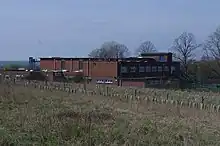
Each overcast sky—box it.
[0,0,219,60]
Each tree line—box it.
[88,26,220,84]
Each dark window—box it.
[61,60,65,70]
[171,66,176,74]
[150,80,160,85]
[164,65,169,72]
[130,66,137,73]
[152,66,157,72]
[146,66,151,72]
[121,66,128,73]
[157,66,163,72]
[139,66,145,72]
[79,60,83,70]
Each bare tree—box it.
[171,32,200,74]
[201,54,212,61]
[88,41,130,58]
[203,26,220,76]
[88,48,102,58]
[136,41,157,56]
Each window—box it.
[152,66,157,72]
[146,66,151,72]
[61,60,65,70]
[130,66,137,73]
[160,56,167,62]
[171,66,176,74]
[150,80,155,84]
[121,66,128,73]
[155,80,159,84]
[139,66,145,72]
[150,80,160,85]
[157,66,162,72]
[164,66,169,72]
[79,60,83,70]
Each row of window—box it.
[60,60,83,70]
[148,80,163,85]
[121,65,176,73]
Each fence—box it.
[3,79,220,113]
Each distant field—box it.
[0,61,28,67]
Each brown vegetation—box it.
[1,81,220,145]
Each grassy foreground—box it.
[1,85,220,145]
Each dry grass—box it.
[54,82,220,105]
[105,85,220,105]
[1,84,220,145]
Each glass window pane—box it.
[164,66,169,71]
[139,66,145,72]
[152,66,157,72]
[130,66,137,72]
[146,66,151,72]
[121,66,128,73]
[158,66,162,72]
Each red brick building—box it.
[40,57,118,78]
[40,53,180,87]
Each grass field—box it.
[1,84,220,145]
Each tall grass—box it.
[1,83,220,145]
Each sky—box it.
[0,0,220,60]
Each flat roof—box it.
[40,52,172,61]
[140,52,172,56]
[40,57,181,64]
[40,57,158,61]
